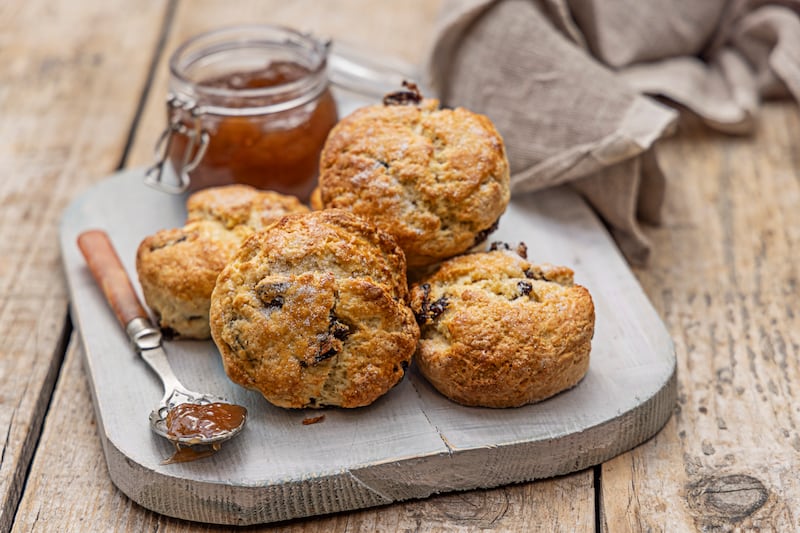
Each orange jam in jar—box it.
[147,25,338,201]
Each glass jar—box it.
[146,25,339,202]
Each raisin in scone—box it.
[209,210,419,408]
[136,185,308,339]
[410,243,595,408]
[316,94,510,268]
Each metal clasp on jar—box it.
[144,95,210,194]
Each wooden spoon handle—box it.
[77,229,148,328]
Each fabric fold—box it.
[425,0,800,264]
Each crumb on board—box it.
[302,415,326,425]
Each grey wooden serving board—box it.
[60,167,676,526]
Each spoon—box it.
[76,230,247,452]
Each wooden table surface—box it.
[2,1,799,531]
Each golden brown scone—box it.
[136,221,249,339]
[210,210,419,408]
[136,185,309,339]
[316,98,510,268]
[186,184,309,230]
[410,243,595,408]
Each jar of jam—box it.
[146,25,338,201]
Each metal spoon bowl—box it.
[128,316,247,447]
[78,230,247,450]
[149,391,244,446]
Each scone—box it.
[186,184,308,230]
[136,185,309,339]
[316,95,511,268]
[409,243,595,408]
[209,209,419,408]
[136,221,250,339]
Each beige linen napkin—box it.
[426,0,800,264]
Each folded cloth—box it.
[425,0,800,264]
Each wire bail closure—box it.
[144,95,209,194]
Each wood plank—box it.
[11,339,159,532]
[0,1,167,531]
[600,103,800,531]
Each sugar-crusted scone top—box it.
[317,99,511,268]
[209,210,420,409]
[186,184,308,230]
[410,243,595,408]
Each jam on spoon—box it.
[166,402,248,442]
[162,402,247,464]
